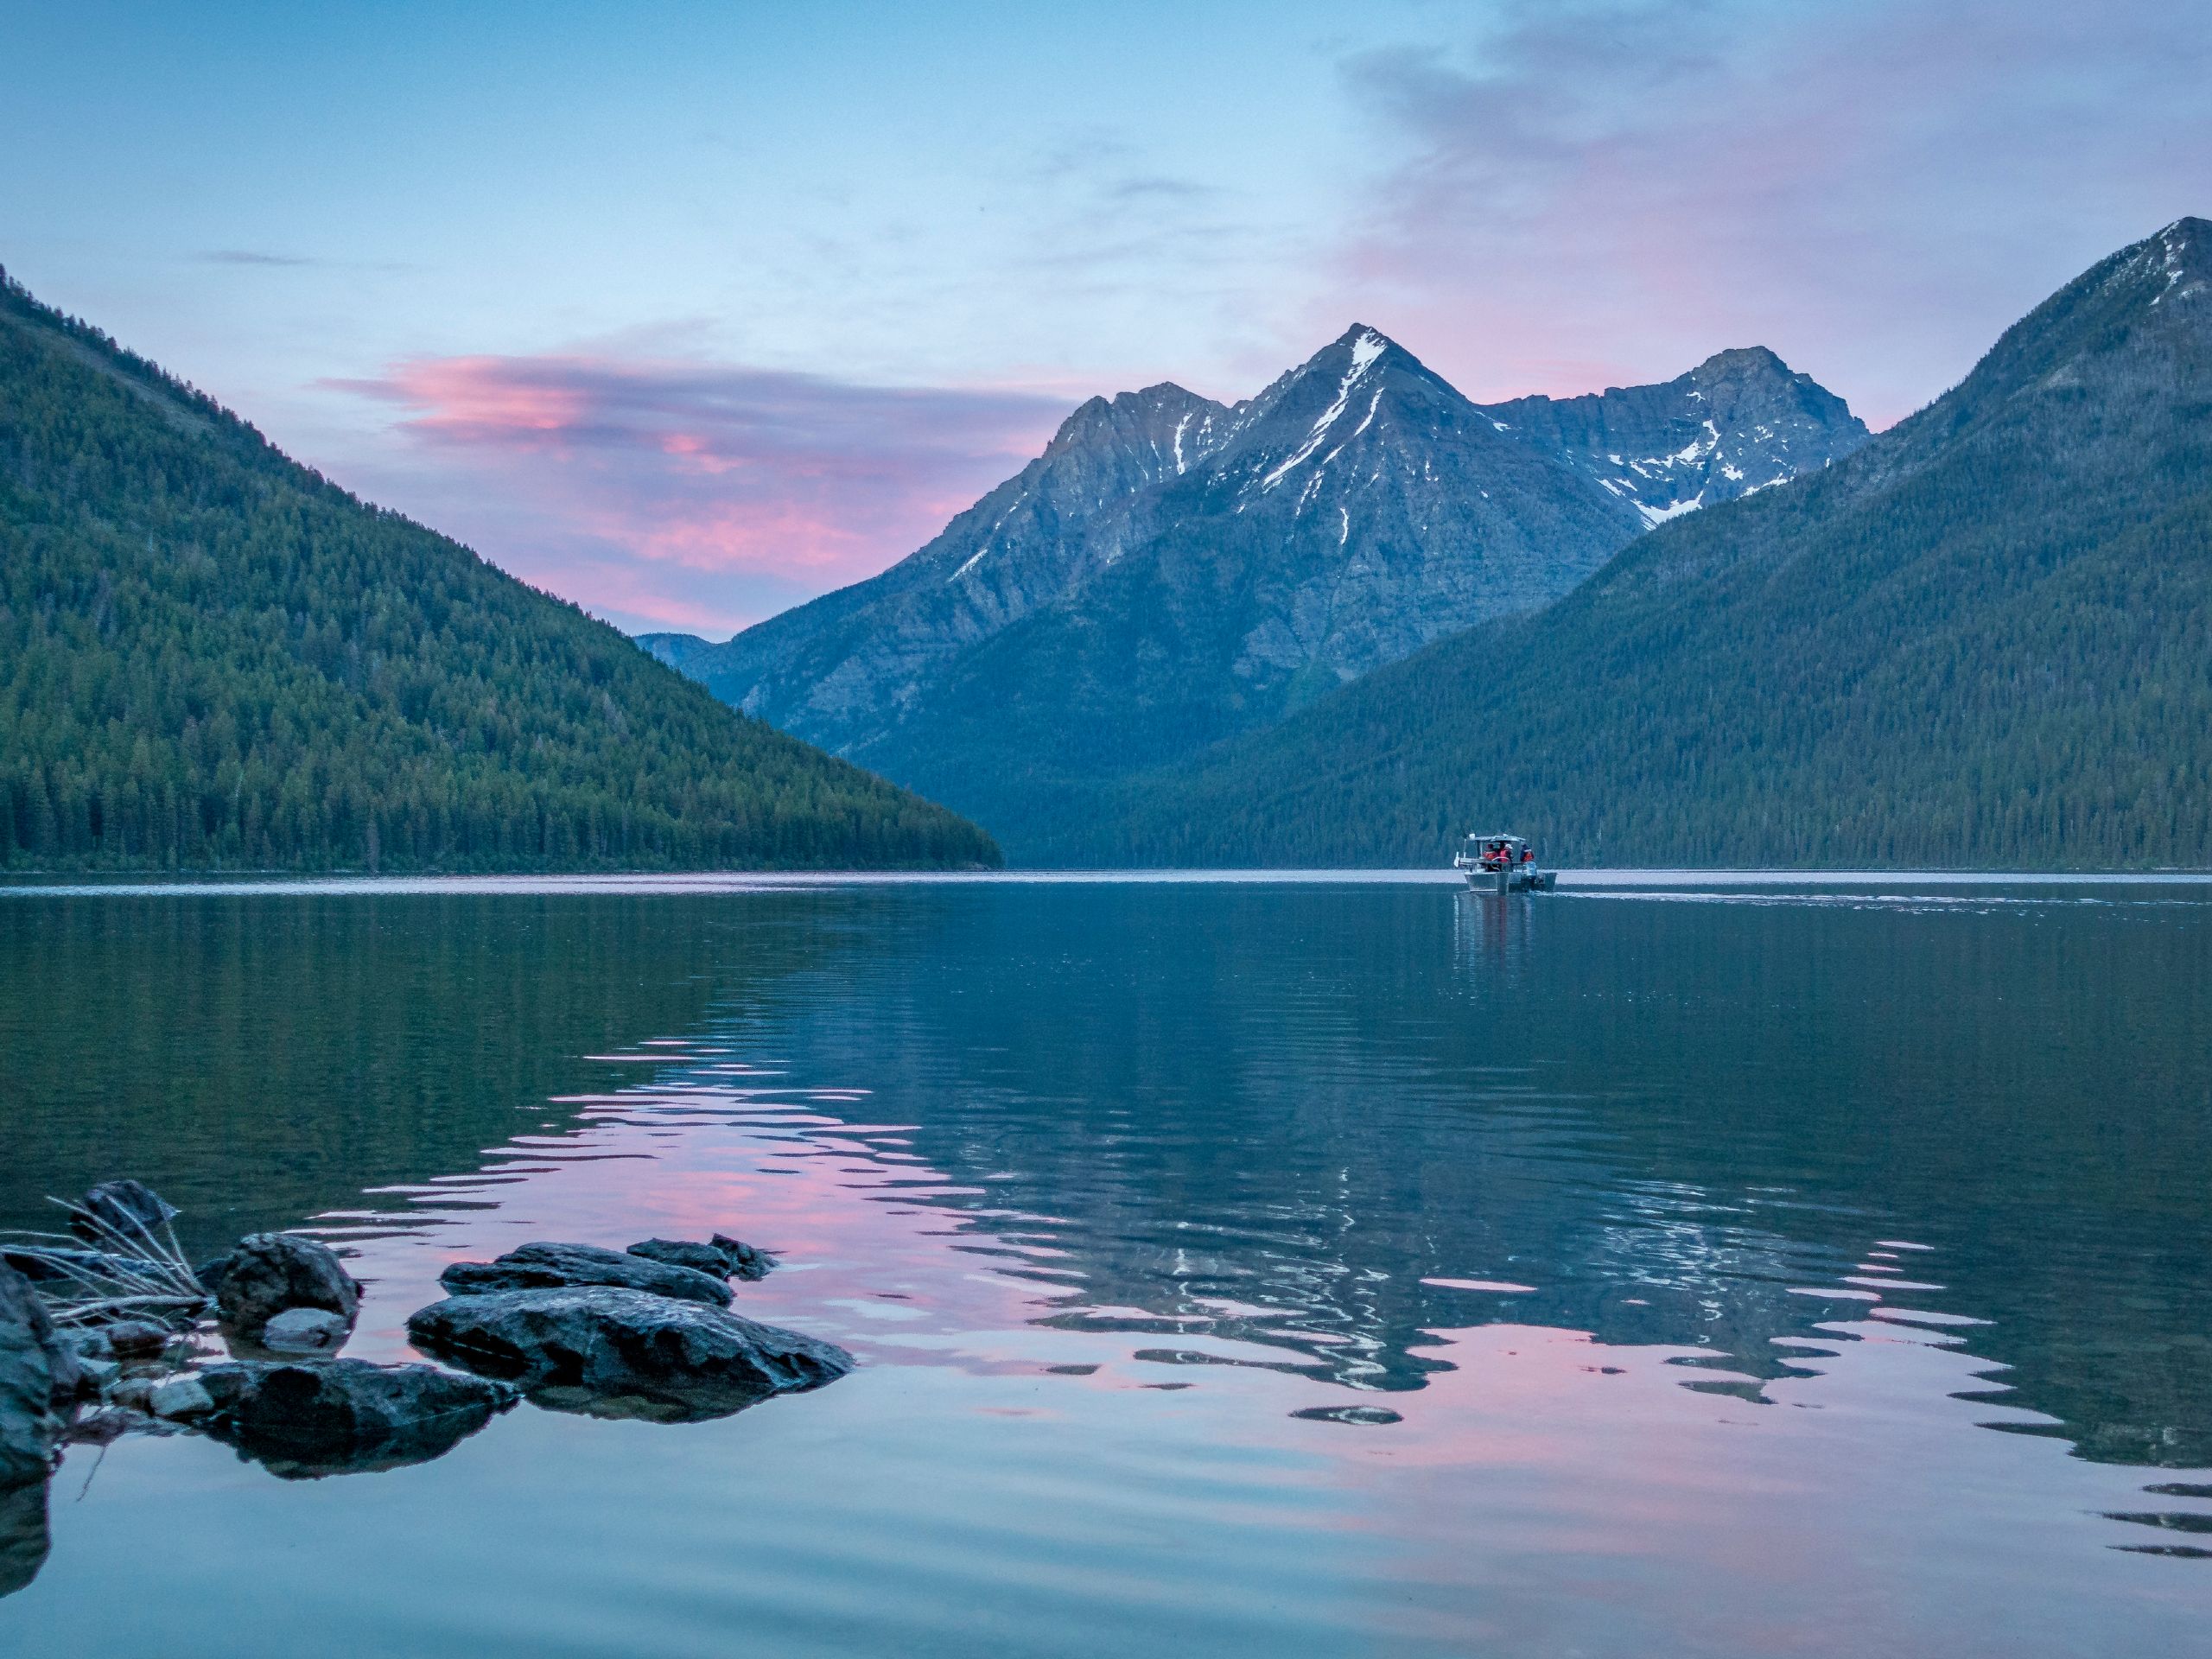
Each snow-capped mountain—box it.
[1479,346,1867,527]
[1080,218,2212,872]
[644,327,1866,849]
[656,381,1232,744]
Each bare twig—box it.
[1,1195,210,1325]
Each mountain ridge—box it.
[646,326,1867,849]
[1073,218,2212,870]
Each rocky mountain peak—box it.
[1206,323,1479,508]
[1685,346,1853,412]
[1480,346,1869,523]
[1689,344,1788,376]
[654,321,1868,811]
[1857,214,2210,488]
[2145,216,2209,308]
[1041,382,1227,468]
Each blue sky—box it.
[5,1,2207,633]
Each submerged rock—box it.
[0,1478,48,1600]
[70,1180,178,1247]
[207,1234,362,1336]
[197,1359,518,1479]
[441,1243,732,1308]
[406,1286,852,1421]
[0,1262,74,1491]
[261,1308,350,1354]
[711,1235,779,1282]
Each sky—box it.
[4,0,2208,635]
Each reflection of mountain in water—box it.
[6,880,2207,1479]
[713,884,2212,1467]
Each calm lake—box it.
[2,874,2209,1656]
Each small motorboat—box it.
[1453,833,1555,893]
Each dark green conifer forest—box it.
[0,271,999,873]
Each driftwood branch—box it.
[0,1196,210,1325]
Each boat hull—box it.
[1460,867,1555,893]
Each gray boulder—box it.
[198,1359,518,1479]
[441,1242,731,1308]
[0,1262,75,1490]
[70,1179,178,1247]
[406,1286,851,1421]
[147,1376,213,1421]
[711,1234,779,1282]
[261,1308,350,1354]
[626,1238,730,1277]
[627,1236,779,1282]
[104,1319,169,1361]
[54,1326,113,1363]
[0,1479,48,1600]
[207,1234,362,1335]
[75,1357,120,1393]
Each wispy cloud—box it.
[198,249,319,267]
[329,353,1070,635]
[1335,0,2212,424]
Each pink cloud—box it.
[1333,0,2212,427]
[329,353,1069,635]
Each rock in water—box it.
[0,1262,74,1491]
[628,1236,779,1281]
[0,1478,49,1600]
[207,1234,362,1335]
[197,1360,518,1479]
[406,1287,852,1421]
[104,1319,169,1361]
[70,1179,178,1247]
[261,1308,350,1353]
[73,1357,121,1393]
[440,1243,732,1308]
[711,1234,779,1281]
[147,1376,214,1421]
[53,1327,113,1363]
[626,1238,731,1277]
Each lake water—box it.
[2,874,2209,1656]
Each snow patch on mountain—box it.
[1638,496,1703,527]
[1259,327,1390,493]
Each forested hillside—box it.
[0,271,999,872]
[1079,220,2212,870]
